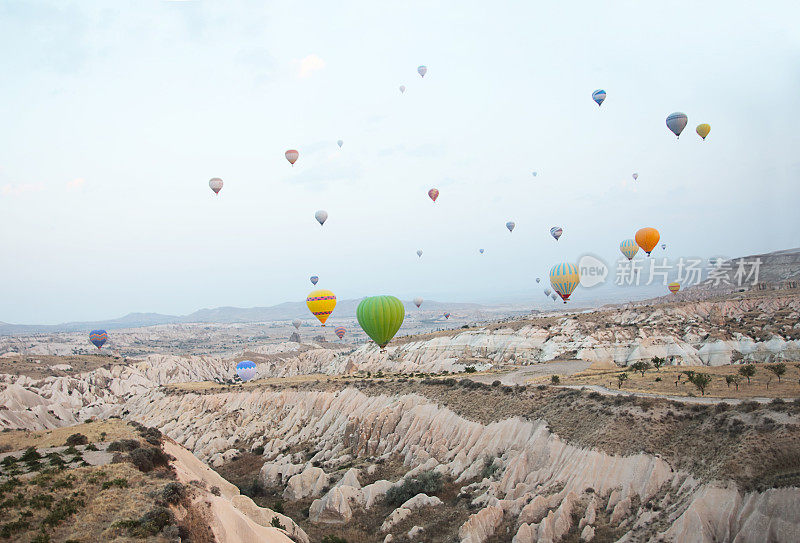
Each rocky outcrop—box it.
[283,466,329,500]
[126,386,800,543]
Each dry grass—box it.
[551,362,800,399]
[0,354,125,379]
[0,419,132,450]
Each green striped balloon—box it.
[356,295,405,351]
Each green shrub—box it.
[321,536,348,543]
[272,500,285,514]
[270,516,285,530]
[464,366,476,373]
[101,478,129,490]
[480,456,500,480]
[84,443,99,452]
[128,447,168,472]
[112,506,173,537]
[20,448,42,462]
[42,497,84,527]
[161,482,185,504]
[385,471,443,506]
[550,375,560,385]
[28,493,55,509]
[65,434,88,447]
[106,439,141,452]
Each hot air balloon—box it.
[620,239,639,261]
[532,171,538,177]
[551,292,558,301]
[285,149,299,165]
[334,326,346,339]
[536,278,541,283]
[506,221,515,232]
[635,227,660,256]
[443,312,450,319]
[632,173,639,181]
[306,289,337,326]
[550,227,563,241]
[337,140,343,148]
[292,319,302,330]
[315,210,328,226]
[668,282,680,294]
[417,65,427,78]
[357,295,405,351]
[666,113,688,138]
[661,243,666,250]
[428,188,439,202]
[696,124,711,140]
[414,297,423,308]
[399,85,406,94]
[592,89,606,107]
[236,360,257,382]
[416,250,423,258]
[544,288,552,296]
[209,178,223,195]
[479,249,484,254]
[89,330,108,350]
[310,275,319,285]
[550,262,581,303]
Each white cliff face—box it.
[121,387,799,543]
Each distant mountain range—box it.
[0,299,498,335]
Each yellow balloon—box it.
[306,289,337,326]
[696,124,711,140]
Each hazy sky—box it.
[1,0,799,324]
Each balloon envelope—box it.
[620,239,639,261]
[357,295,405,349]
[209,178,223,194]
[532,171,538,177]
[550,227,563,241]
[544,288,552,296]
[506,221,515,232]
[443,312,450,319]
[428,188,439,202]
[285,149,299,165]
[662,243,666,250]
[89,330,108,349]
[592,89,606,106]
[292,319,302,330]
[668,282,681,294]
[551,293,558,301]
[315,210,328,226]
[413,297,423,308]
[635,227,660,256]
[696,124,711,140]
[310,275,319,285]
[417,65,427,77]
[479,249,484,254]
[632,173,638,181]
[236,360,257,382]
[399,85,406,93]
[550,263,581,303]
[666,113,688,138]
[536,278,541,283]
[337,139,343,148]
[416,250,423,258]
[307,289,337,326]
[334,326,346,339]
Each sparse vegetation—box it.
[550,375,560,385]
[631,361,651,377]
[651,356,665,371]
[688,372,712,396]
[464,366,476,373]
[385,471,443,505]
[616,373,628,389]
[738,364,756,384]
[766,363,786,382]
[64,433,88,446]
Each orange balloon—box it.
[635,227,660,256]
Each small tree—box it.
[766,363,786,383]
[682,370,696,382]
[725,375,735,388]
[631,361,651,377]
[616,373,628,389]
[550,375,560,385]
[728,375,742,391]
[738,364,756,384]
[688,373,712,396]
[651,356,665,372]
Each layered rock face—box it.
[124,386,800,543]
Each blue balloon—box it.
[236,360,257,382]
[592,89,606,107]
[89,330,108,349]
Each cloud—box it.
[296,54,325,78]
[66,178,86,190]
[1,183,44,196]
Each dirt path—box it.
[558,384,789,405]
[468,360,592,385]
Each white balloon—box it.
[209,178,223,194]
[315,210,328,226]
